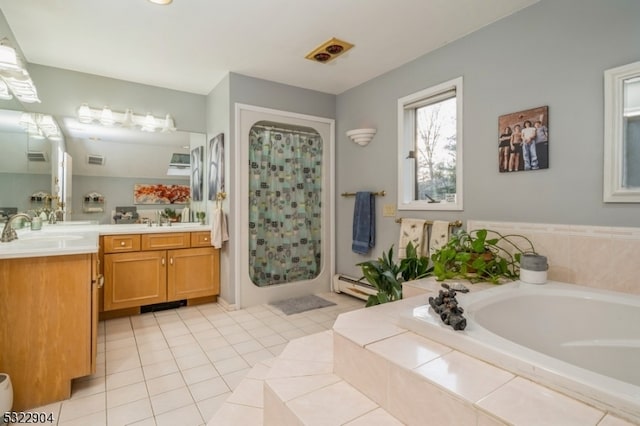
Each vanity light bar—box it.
[77,104,176,133]
[19,112,61,140]
[0,39,41,103]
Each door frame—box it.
[234,103,335,308]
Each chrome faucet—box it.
[1,213,33,242]
[48,210,57,224]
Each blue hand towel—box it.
[352,191,375,254]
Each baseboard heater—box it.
[332,274,377,301]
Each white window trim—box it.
[603,60,640,202]
[397,76,463,211]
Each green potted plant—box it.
[431,228,536,284]
[357,242,431,307]
[163,208,178,222]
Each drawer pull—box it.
[204,237,209,241]
[120,241,126,246]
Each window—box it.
[604,61,640,202]
[397,77,463,210]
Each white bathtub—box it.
[399,280,640,422]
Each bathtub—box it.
[399,280,640,422]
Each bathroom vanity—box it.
[0,222,218,411]
[101,230,219,313]
[0,229,100,411]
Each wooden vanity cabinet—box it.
[102,231,219,311]
[167,247,219,301]
[0,253,98,410]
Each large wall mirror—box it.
[0,105,204,223]
[0,108,63,217]
[603,60,640,202]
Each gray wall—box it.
[0,173,51,213]
[206,74,232,304]
[335,0,640,277]
[27,65,207,133]
[71,175,188,224]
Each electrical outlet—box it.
[382,204,396,217]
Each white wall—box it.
[335,0,640,277]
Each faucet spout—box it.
[1,213,33,243]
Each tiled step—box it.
[207,331,403,426]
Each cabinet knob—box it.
[204,237,209,241]
[120,241,125,246]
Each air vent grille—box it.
[87,154,105,165]
[27,151,47,162]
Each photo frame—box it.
[498,106,549,173]
[208,133,225,201]
[190,146,203,201]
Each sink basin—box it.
[18,233,84,241]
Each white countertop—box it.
[0,221,210,260]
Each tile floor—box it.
[24,292,363,426]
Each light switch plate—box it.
[383,204,396,217]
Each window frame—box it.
[397,76,463,211]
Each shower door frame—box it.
[235,103,335,308]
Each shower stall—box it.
[235,104,334,307]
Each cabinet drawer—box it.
[141,232,190,250]
[103,234,141,253]
[191,231,212,247]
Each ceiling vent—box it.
[27,151,47,162]
[87,154,105,166]
[305,37,354,64]
[167,152,190,176]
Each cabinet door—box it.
[167,247,219,301]
[104,251,167,310]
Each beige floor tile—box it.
[207,402,263,426]
[287,381,377,425]
[58,392,106,423]
[155,403,204,426]
[106,397,153,426]
[58,409,106,426]
[226,378,264,408]
[189,376,231,402]
[146,371,186,396]
[150,386,195,415]
[106,381,148,409]
[106,367,144,391]
[214,355,250,375]
[181,363,220,385]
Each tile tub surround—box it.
[332,296,636,426]
[467,220,640,295]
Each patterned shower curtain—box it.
[248,126,323,286]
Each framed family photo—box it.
[498,105,549,173]
[208,133,225,201]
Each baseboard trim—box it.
[217,296,238,311]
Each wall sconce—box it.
[19,113,62,140]
[0,39,41,103]
[346,128,376,147]
[77,104,176,132]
